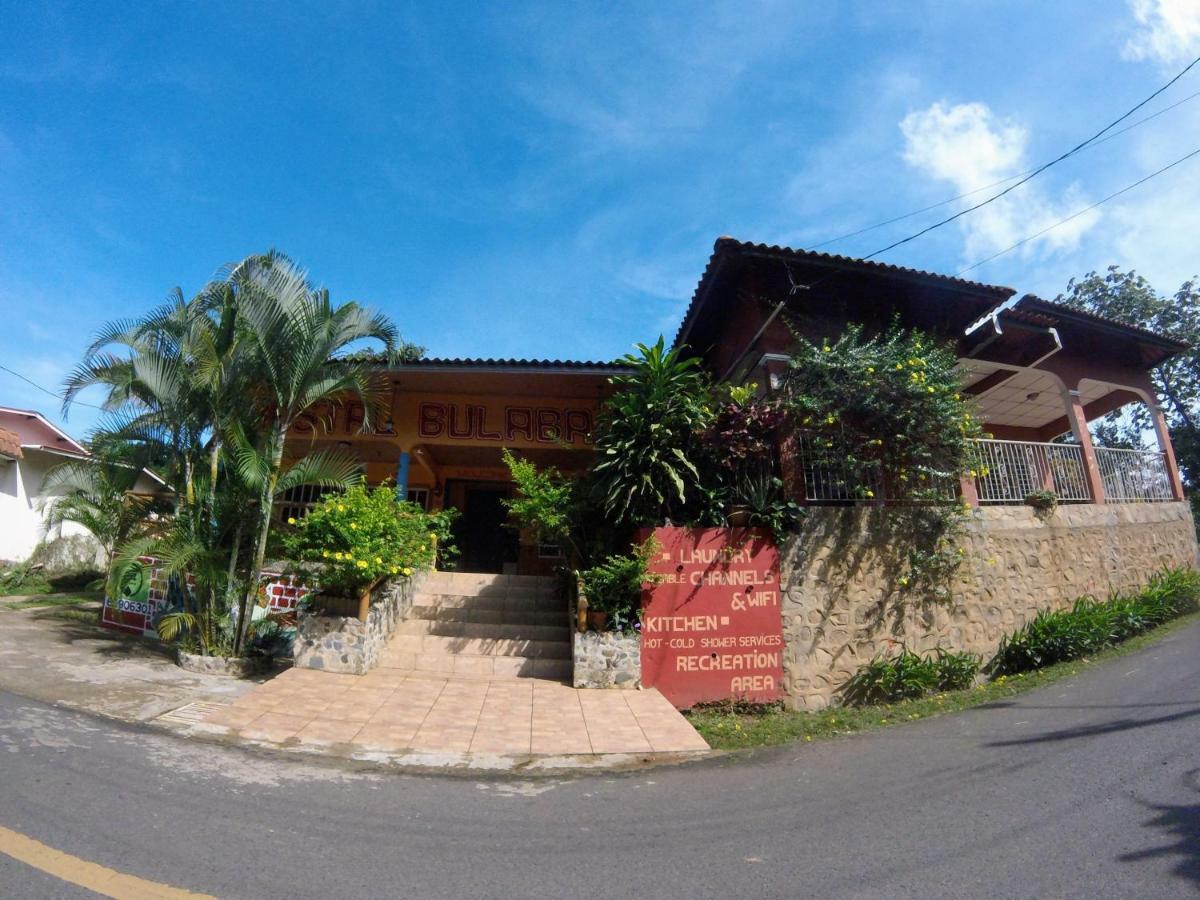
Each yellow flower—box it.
[866,367,875,374]
[322,550,330,558]
[864,489,874,498]
[375,557,383,565]
[927,387,935,393]
[350,522,358,530]
[356,559,368,569]
[402,567,412,576]
[333,551,343,560]
[390,566,399,574]
[337,505,346,512]
[287,517,297,525]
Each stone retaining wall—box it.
[293,572,426,675]
[573,630,641,689]
[781,501,1199,710]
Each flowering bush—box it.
[282,484,442,597]
[778,323,982,600]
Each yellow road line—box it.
[0,824,214,899]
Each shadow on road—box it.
[1118,772,1200,888]
[982,705,1200,747]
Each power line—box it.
[955,143,1200,276]
[0,364,107,412]
[807,88,1200,251]
[857,53,1200,262]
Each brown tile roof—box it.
[1013,295,1190,351]
[675,237,1017,347]
[0,427,21,460]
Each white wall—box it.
[0,451,102,566]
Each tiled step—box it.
[397,619,571,642]
[385,634,572,659]
[419,572,558,599]
[414,591,563,612]
[378,652,571,679]
[409,604,565,628]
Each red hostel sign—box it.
[640,527,784,708]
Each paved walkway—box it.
[198,666,708,757]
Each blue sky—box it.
[1,0,1198,438]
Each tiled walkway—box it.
[199,666,709,757]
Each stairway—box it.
[379,572,572,680]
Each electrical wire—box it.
[857,53,1200,262]
[807,88,1200,251]
[0,364,107,411]
[955,143,1200,276]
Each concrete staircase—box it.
[379,572,572,680]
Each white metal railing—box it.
[1094,446,1173,502]
[791,432,956,504]
[789,435,1175,506]
[971,439,1091,504]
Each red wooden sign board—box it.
[639,527,784,709]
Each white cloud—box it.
[899,101,1100,265]
[1123,0,1200,65]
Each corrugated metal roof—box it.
[674,237,1017,347]
[385,357,629,371]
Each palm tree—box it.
[41,459,163,599]
[226,251,397,651]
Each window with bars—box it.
[276,484,340,522]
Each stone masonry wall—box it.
[781,501,1199,710]
[573,630,642,689]
[293,572,426,675]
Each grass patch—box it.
[0,569,102,597]
[37,607,102,626]
[686,610,1200,751]
[5,594,97,610]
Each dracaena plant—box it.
[589,337,715,526]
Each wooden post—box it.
[1149,404,1186,501]
[576,578,588,633]
[959,475,979,507]
[1061,388,1105,503]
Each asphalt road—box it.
[2,621,1198,899]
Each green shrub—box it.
[282,485,444,597]
[844,646,980,705]
[989,567,1200,675]
[578,535,662,631]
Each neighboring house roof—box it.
[0,427,21,460]
[0,406,88,456]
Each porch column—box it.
[395,450,410,501]
[1061,388,1105,503]
[1149,405,1186,501]
[959,475,979,507]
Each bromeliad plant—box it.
[282,484,446,598]
[777,323,982,600]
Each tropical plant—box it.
[842,646,980,705]
[777,323,981,600]
[501,448,580,560]
[988,567,1200,675]
[589,337,714,526]
[61,250,405,655]
[578,535,662,631]
[282,484,441,597]
[226,251,397,651]
[41,457,165,599]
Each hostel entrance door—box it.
[456,484,517,574]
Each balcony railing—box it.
[1094,446,1173,502]
[971,439,1091,504]
[788,435,1175,506]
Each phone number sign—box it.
[639,527,784,708]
